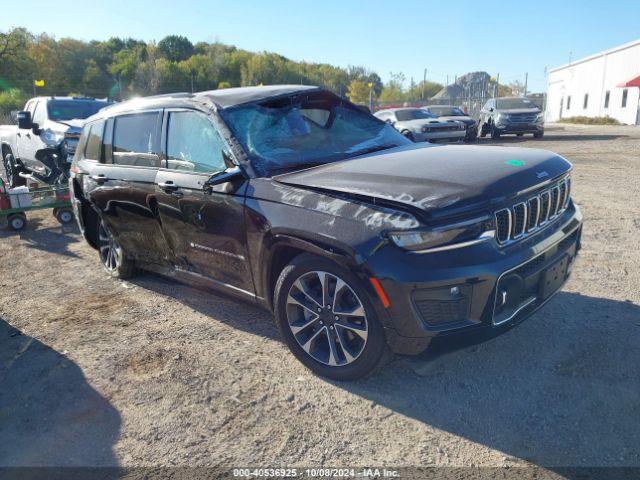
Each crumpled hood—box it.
[274,143,571,219]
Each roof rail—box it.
[142,92,193,100]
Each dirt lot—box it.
[1,123,639,471]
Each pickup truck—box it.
[1,96,112,187]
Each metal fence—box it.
[375,94,546,118]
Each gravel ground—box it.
[0,123,639,471]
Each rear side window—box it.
[84,120,105,161]
[112,112,160,167]
[166,111,227,173]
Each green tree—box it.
[0,88,27,114]
[156,35,194,62]
[347,79,370,104]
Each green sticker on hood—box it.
[505,159,525,167]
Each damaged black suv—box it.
[70,86,582,380]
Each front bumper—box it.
[416,129,466,142]
[370,203,582,353]
[495,121,544,134]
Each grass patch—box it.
[558,116,621,125]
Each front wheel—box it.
[490,124,501,139]
[533,131,544,138]
[274,254,388,380]
[7,213,27,231]
[98,221,136,279]
[401,130,415,142]
[3,153,26,188]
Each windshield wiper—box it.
[347,143,399,158]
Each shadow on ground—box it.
[128,272,640,467]
[0,220,79,258]
[0,318,120,466]
[341,291,640,467]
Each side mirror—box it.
[204,166,244,190]
[222,150,235,169]
[489,107,494,112]
[17,111,33,130]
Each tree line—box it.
[0,28,444,114]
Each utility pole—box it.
[422,68,427,101]
[524,72,528,96]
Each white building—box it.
[546,39,640,125]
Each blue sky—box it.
[2,0,639,92]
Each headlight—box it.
[41,129,65,146]
[496,113,508,122]
[386,217,495,252]
[536,112,544,122]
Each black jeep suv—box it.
[70,86,582,380]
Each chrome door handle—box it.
[90,174,107,184]
[158,181,179,192]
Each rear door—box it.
[155,108,253,294]
[87,111,172,266]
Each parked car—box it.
[477,97,544,139]
[374,107,466,142]
[0,96,112,187]
[70,86,582,380]
[422,105,477,141]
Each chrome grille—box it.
[494,177,572,246]
[512,202,527,238]
[495,209,511,244]
[527,196,540,231]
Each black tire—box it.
[2,152,26,188]
[54,207,74,225]
[274,253,388,380]
[490,123,501,139]
[400,130,415,142]
[533,131,544,138]
[97,220,136,279]
[477,121,487,138]
[516,133,524,137]
[7,213,27,231]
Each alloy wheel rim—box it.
[4,157,14,186]
[286,271,369,367]
[98,222,121,272]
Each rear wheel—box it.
[98,221,135,279]
[54,207,74,225]
[2,152,26,188]
[274,254,388,380]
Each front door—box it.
[155,109,254,294]
[16,100,45,170]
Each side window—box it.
[112,112,160,167]
[166,111,227,173]
[32,101,46,125]
[84,120,105,161]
